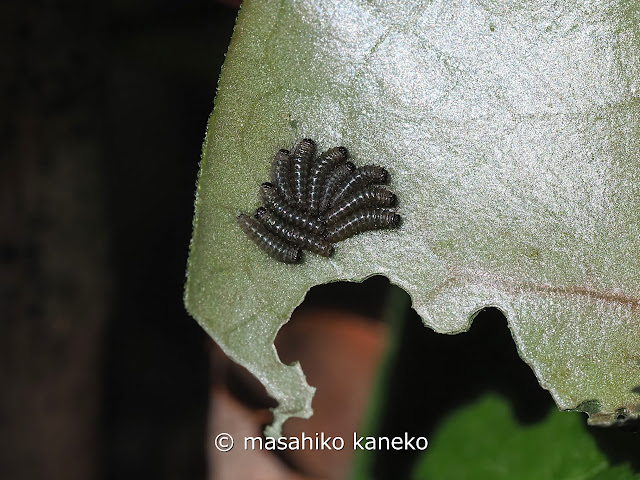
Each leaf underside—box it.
[185,0,640,435]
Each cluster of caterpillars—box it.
[237,138,402,263]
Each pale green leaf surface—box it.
[411,394,640,480]
[185,0,640,434]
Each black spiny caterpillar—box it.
[238,139,402,263]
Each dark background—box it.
[2,1,639,480]
[1,1,239,479]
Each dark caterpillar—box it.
[318,162,356,213]
[291,138,316,209]
[325,185,397,225]
[259,182,326,236]
[307,146,348,215]
[256,207,334,257]
[325,208,402,243]
[330,165,389,207]
[238,139,402,263]
[237,213,302,263]
[271,149,296,206]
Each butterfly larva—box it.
[271,149,296,206]
[238,139,402,263]
[325,185,397,225]
[291,138,316,210]
[330,165,389,207]
[259,182,326,236]
[237,213,302,263]
[318,161,356,214]
[325,208,402,243]
[307,146,348,215]
[256,207,334,257]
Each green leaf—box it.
[185,0,640,435]
[411,394,640,480]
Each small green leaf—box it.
[185,0,640,435]
[411,394,639,480]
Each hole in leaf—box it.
[273,276,391,479]
[372,305,555,479]
[615,408,629,421]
